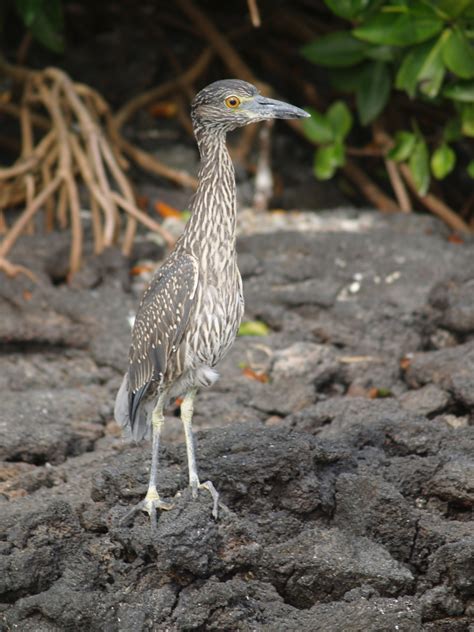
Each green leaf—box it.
[388,131,417,161]
[409,138,430,195]
[396,36,447,99]
[327,101,353,140]
[418,30,448,98]
[442,27,474,79]
[15,0,40,26]
[301,107,334,144]
[238,320,270,337]
[353,5,443,47]
[30,11,64,52]
[301,32,369,67]
[364,45,397,62]
[443,117,462,142]
[467,160,474,178]
[430,144,456,179]
[461,103,474,136]
[396,43,427,98]
[373,387,392,398]
[324,0,372,20]
[434,0,473,18]
[443,80,474,102]
[314,143,345,180]
[356,60,391,125]
[15,0,64,52]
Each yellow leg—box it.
[120,394,173,529]
[181,389,219,518]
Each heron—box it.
[114,79,309,528]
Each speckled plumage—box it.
[116,85,247,440]
[114,79,309,525]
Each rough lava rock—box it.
[1,212,473,631]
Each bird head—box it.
[191,79,309,132]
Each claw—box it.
[120,486,174,529]
[190,478,219,519]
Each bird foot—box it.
[119,486,173,530]
[191,479,219,519]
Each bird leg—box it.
[181,388,219,519]
[120,394,173,529]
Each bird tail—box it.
[114,373,150,441]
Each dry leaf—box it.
[400,357,411,371]
[242,366,269,383]
[131,263,154,276]
[155,200,183,219]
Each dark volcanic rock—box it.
[404,341,474,408]
[0,500,81,603]
[2,212,474,631]
[260,526,414,607]
[427,538,474,599]
[334,473,418,561]
[425,458,474,507]
[301,596,422,632]
[0,387,108,464]
[429,277,474,334]
[398,384,450,416]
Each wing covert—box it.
[128,253,198,407]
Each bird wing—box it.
[128,253,199,423]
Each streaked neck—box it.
[180,125,237,260]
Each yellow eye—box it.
[225,95,241,108]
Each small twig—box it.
[118,137,198,189]
[54,68,119,247]
[98,134,139,256]
[0,129,55,178]
[176,0,264,89]
[247,0,261,27]
[0,100,50,130]
[285,118,400,213]
[110,193,175,247]
[176,0,271,167]
[68,132,109,244]
[376,129,470,231]
[20,82,36,235]
[372,123,410,213]
[0,256,38,281]
[0,174,62,259]
[399,164,471,233]
[89,196,103,254]
[346,145,384,157]
[385,159,412,213]
[343,160,399,213]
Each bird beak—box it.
[250,96,310,120]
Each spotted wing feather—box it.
[127,254,198,427]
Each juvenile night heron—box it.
[115,79,309,527]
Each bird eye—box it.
[225,96,241,108]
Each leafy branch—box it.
[301,0,474,231]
